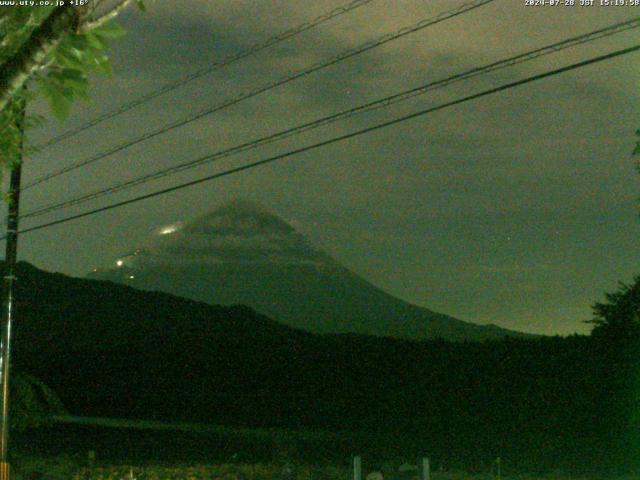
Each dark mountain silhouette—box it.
[4,261,637,474]
[87,200,528,341]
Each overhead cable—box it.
[13,43,640,237]
[32,0,378,151]
[21,16,640,219]
[24,0,495,189]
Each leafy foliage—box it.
[0,7,56,63]
[33,21,126,120]
[8,261,639,475]
[634,130,640,217]
[11,454,85,480]
[10,372,67,432]
[634,129,640,158]
[0,4,134,178]
[589,275,640,340]
[0,89,29,170]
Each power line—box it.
[12,43,640,237]
[24,0,495,190]
[21,16,640,220]
[32,0,377,152]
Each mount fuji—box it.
[88,200,528,341]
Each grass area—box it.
[9,457,637,480]
[12,458,346,480]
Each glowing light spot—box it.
[160,225,178,235]
[116,260,124,267]
[128,275,135,280]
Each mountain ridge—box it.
[4,260,627,474]
[88,200,531,341]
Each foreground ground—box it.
[9,458,638,480]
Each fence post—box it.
[421,458,430,480]
[353,456,362,480]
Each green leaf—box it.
[136,0,147,12]
[1,8,134,177]
[36,76,73,121]
[91,54,113,75]
[68,46,86,62]
[54,46,85,70]
[66,32,90,51]
[84,31,108,51]
[48,71,89,103]
[88,21,126,39]
[48,94,72,120]
[59,68,88,91]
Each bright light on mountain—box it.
[159,224,179,235]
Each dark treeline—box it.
[5,262,639,475]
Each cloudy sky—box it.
[6,0,640,335]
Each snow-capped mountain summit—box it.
[88,200,530,341]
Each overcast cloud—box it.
[5,0,639,335]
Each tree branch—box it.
[80,0,133,32]
[0,6,79,113]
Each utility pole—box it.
[0,91,26,480]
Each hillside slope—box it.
[88,200,528,341]
[3,261,628,473]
